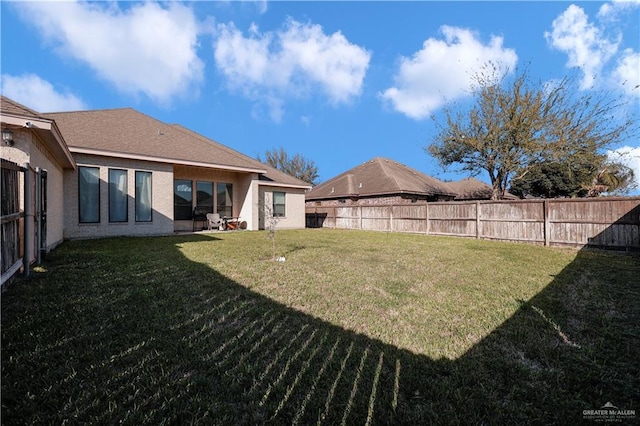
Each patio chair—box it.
[206,213,222,231]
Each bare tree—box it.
[428,63,637,199]
[259,147,319,185]
[259,199,281,261]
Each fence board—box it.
[306,197,640,250]
[1,161,24,283]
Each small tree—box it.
[428,63,637,199]
[261,200,280,261]
[259,147,319,185]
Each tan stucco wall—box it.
[64,154,174,239]
[258,186,307,230]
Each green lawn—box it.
[2,229,639,424]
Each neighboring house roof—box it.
[45,107,310,188]
[306,157,457,200]
[0,96,76,169]
[446,178,494,200]
[447,178,518,200]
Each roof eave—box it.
[69,147,268,174]
[258,181,312,190]
[1,113,76,169]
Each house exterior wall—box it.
[63,154,173,239]
[29,132,65,250]
[1,128,66,257]
[259,186,307,230]
[173,165,256,232]
[237,174,258,230]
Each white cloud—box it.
[1,74,86,112]
[598,0,640,20]
[612,49,640,97]
[547,2,640,96]
[380,26,517,120]
[15,1,204,104]
[607,145,640,188]
[545,5,619,90]
[214,18,371,121]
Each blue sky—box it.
[1,1,639,191]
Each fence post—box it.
[425,203,430,235]
[543,199,550,247]
[332,206,336,229]
[23,163,31,279]
[476,201,481,239]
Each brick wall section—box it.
[1,129,66,255]
[64,154,174,239]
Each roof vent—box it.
[359,182,363,188]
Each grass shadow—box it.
[2,212,639,424]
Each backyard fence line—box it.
[1,159,26,287]
[305,197,640,250]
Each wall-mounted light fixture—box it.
[2,128,14,146]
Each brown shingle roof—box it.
[44,107,310,187]
[171,124,309,187]
[447,178,517,200]
[45,108,268,172]
[1,96,44,118]
[306,157,457,200]
[1,96,76,169]
[258,164,312,188]
[446,178,494,200]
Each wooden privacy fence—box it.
[1,159,25,285]
[306,197,640,250]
